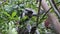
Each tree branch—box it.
[41,0,60,34]
[49,0,60,18]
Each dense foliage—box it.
[0,0,60,34]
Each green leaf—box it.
[12,11,17,17]
[3,12,10,17]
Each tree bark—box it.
[41,0,60,34]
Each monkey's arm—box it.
[41,0,60,34]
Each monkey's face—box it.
[27,11,33,18]
[24,8,33,18]
[23,8,37,18]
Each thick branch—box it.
[41,0,60,34]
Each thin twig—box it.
[36,0,42,26]
[49,0,60,18]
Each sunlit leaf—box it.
[12,11,17,17]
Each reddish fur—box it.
[45,19,50,28]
